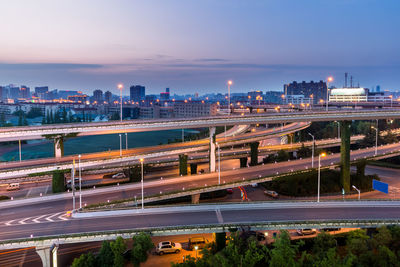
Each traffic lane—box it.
[2,206,400,241]
[0,143,398,221]
[0,247,41,267]
[0,210,220,240]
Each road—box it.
[0,143,400,240]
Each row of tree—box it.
[71,233,154,267]
[174,226,400,267]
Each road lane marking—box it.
[215,209,224,224]
[58,214,69,221]
[46,212,63,222]
[18,217,33,225]
[26,187,33,197]
[33,214,48,223]
[44,185,49,194]
[5,219,16,226]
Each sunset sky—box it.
[1,0,399,94]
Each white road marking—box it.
[215,209,224,224]
[58,214,69,221]
[26,187,33,197]
[44,185,49,194]
[33,214,48,223]
[18,217,32,225]
[5,219,16,226]
[46,212,63,222]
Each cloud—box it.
[0,63,103,71]
[194,58,229,62]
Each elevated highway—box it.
[0,109,399,142]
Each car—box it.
[198,169,205,174]
[156,241,182,255]
[67,178,81,185]
[264,190,279,198]
[322,228,341,232]
[112,172,126,179]
[297,229,317,236]
[6,183,20,191]
[251,183,258,188]
[188,237,207,250]
[226,188,233,194]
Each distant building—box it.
[173,101,217,118]
[329,87,389,103]
[58,90,79,99]
[9,86,20,100]
[130,85,145,102]
[104,91,112,104]
[93,89,103,103]
[68,94,88,103]
[284,80,327,104]
[35,86,49,99]
[20,85,30,99]
[0,86,3,102]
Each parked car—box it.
[67,178,81,185]
[251,183,258,188]
[198,169,205,174]
[264,190,279,198]
[112,172,126,179]
[156,241,182,255]
[188,237,207,250]
[322,228,341,232]
[6,183,20,191]
[297,229,317,236]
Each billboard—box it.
[373,179,389,194]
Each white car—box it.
[112,172,126,179]
[264,190,279,198]
[156,241,182,255]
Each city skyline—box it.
[1,0,400,94]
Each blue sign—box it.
[373,179,389,194]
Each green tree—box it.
[374,245,399,267]
[269,230,302,267]
[179,154,188,176]
[110,236,126,267]
[346,229,370,257]
[297,143,311,159]
[276,149,289,162]
[312,247,354,267]
[312,231,337,260]
[97,241,114,267]
[71,252,96,267]
[371,226,393,249]
[131,232,154,267]
[62,107,67,122]
[18,112,23,126]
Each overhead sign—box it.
[373,179,389,194]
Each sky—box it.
[1,0,400,95]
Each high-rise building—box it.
[130,85,145,102]
[104,91,112,104]
[9,86,20,100]
[93,89,103,103]
[35,86,49,99]
[0,86,3,102]
[284,80,327,104]
[20,85,30,99]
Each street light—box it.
[389,95,393,108]
[352,185,361,200]
[308,133,315,168]
[118,84,123,121]
[326,77,333,111]
[371,126,378,156]
[140,158,144,209]
[78,154,82,209]
[125,133,128,150]
[216,142,221,184]
[317,152,327,203]
[119,134,122,157]
[18,139,22,162]
[194,245,199,258]
[227,80,232,115]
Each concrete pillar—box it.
[191,193,200,204]
[36,246,51,267]
[340,121,351,192]
[209,127,216,172]
[280,135,288,144]
[54,137,63,158]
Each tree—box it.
[52,171,65,193]
[372,226,393,249]
[276,150,289,162]
[18,112,23,126]
[312,231,337,260]
[131,232,154,267]
[312,247,354,267]
[215,232,226,252]
[97,241,114,267]
[297,143,311,159]
[110,236,126,267]
[269,230,302,267]
[62,107,67,122]
[346,229,370,257]
[179,154,188,176]
[71,252,96,267]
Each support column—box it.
[36,246,51,267]
[191,193,200,204]
[54,137,64,158]
[209,127,216,172]
[340,121,351,192]
[280,135,288,145]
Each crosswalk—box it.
[3,212,70,226]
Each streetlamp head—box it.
[140,158,144,162]
[227,80,233,86]
[194,246,199,250]
[352,185,356,189]
[327,77,333,83]
[117,84,123,89]
[320,152,326,157]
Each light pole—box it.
[194,246,199,258]
[317,152,327,202]
[371,126,378,156]
[352,185,361,200]
[140,158,144,209]
[18,140,22,162]
[308,133,315,168]
[118,84,123,121]
[216,142,221,184]
[390,95,393,108]
[227,80,232,115]
[72,159,76,211]
[125,133,128,150]
[78,154,82,209]
[119,134,122,157]
[326,76,333,111]
[335,121,340,139]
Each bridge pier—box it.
[36,245,57,267]
[191,193,200,204]
[209,127,216,172]
[340,121,351,192]
[54,137,63,158]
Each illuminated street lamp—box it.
[389,95,393,108]
[352,185,361,200]
[194,245,199,258]
[117,84,123,121]
[125,133,128,150]
[119,134,122,156]
[78,154,82,209]
[326,77,333,111]
[317,152,327,202]
[227,80,233,115]
[371,126,378,156]
[308,133,315,168]
[216,142,221,184]
[140,158,144,209]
